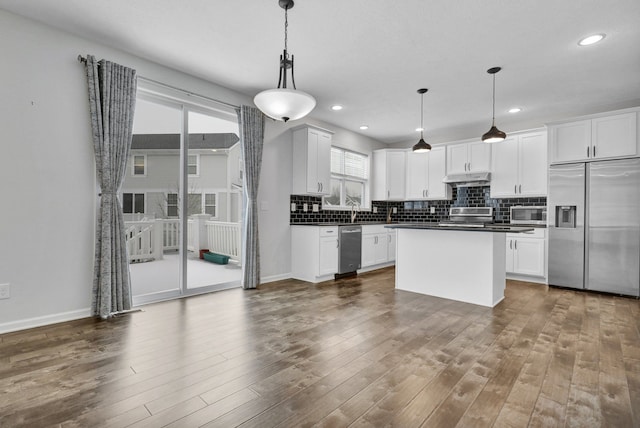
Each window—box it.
[188,154,199,176]
[132,155,146,176]
[167,193,178,217]
[324,147,369,209]
[123,193,145,214]
[204,193,217,216]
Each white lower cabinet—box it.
[361,225,395,268]
[505,228,546,280]
[319,234,339,276]
[387,231,396,262]
[291,226,339,283]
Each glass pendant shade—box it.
[254,88,316,122]
[482,124,507,143]
[254,0,315,122]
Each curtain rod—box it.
[77,55,240,110]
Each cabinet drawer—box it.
[507,228,546,239]
[319,227,339,237]
[361,224,387,235]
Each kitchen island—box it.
[385,224,534,307]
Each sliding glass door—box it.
[125,87,242,305]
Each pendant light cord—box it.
[420,93,425,139]
[284,6,289,54]
[491,73,496,125]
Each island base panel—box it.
[395,229,506,307]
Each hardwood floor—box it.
[1,267,639,427]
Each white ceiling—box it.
[1,0,639,144]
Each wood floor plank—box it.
[1,270,639,428]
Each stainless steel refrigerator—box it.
[548,158,640,296]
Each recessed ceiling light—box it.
[508,107,522,113]
[359,125,369,130]
[331,105,343,111]
[578,34,605,46]
[415,127,424,132]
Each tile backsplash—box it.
[290,186,546,224]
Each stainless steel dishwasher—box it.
[338,225,362,275]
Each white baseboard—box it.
[0,308,92,335]
[260,272,292,284]
[506,273,547,285]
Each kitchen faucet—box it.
[387,207,392,223]
[350,203,360,223]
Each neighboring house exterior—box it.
[121,133,243,223]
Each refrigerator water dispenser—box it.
[555,206,576,228]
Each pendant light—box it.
[481,67,507,143]
[254,0,316,122]
[413,88,432,153]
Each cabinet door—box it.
[305,130,320,193]
[316,131,332,194]
[386,151,406,200]
[550,120,591,163]
[374,234,388,264]
[513,238,545,276]
[318,236,339,275]
[387,232,396,262]
[468,141,491,172]
[592,113,637,159]
[505,237,515,273]
[426,147,450,199]
[490,137,518,198]
[361,234,377,267]
[519,132,547,196]
[447,144,469,174]
[406,152,429,199]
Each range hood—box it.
[442,171,491,187]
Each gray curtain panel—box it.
[84,55,137,318]
[237,105,265,289]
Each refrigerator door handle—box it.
[587,146,590,158]
[593,146,596,158]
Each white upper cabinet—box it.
[292,125,333,195]
[548,110,638,164]
[406,147,451,200]
[372,149,406,200]
[447,141,491,174]
[490,131,547,198]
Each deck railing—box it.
[205,221,242,261]
[124,217,241,263]
[124,221,157,262]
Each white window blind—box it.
[344,151,368,179]
[331,147,367,179]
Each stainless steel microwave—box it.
[510,206,547,225]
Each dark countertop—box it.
[290,222,395,226]
[384,223,536,233]
[291,222,545,230]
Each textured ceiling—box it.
[1,0,639,144]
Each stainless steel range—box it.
[439,207,494,227]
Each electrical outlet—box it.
[392,207,397,214]
[303,203,308,212]
[0,283,9,300]
[430,206,436,214]
[373,206,378,213]
[312,203,319,212]
[290,203,296,212]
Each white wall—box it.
[0,9,387,332]
[0,9,248,332]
